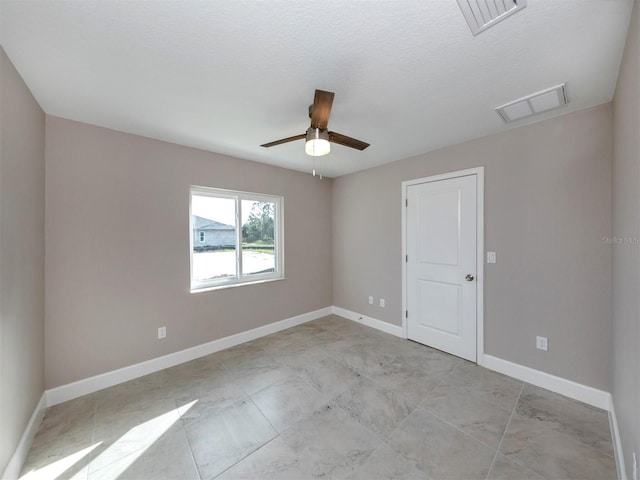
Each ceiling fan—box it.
[260,89,370,157]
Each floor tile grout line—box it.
[320,351,421,408]
[381,412,434,479]
[330,393,418,445]
[204,396,283,478]
[264,335,427,441]
[414,405,502,453]
[247,388,303,436]
[439,359,525,414]
[274,326,430,447]
[211,433,284,479]
[423,375,517,416]
[84,393,99,479]
[511,382,617,461]
[180,401,209,480]
[288,367,355,405]
[182,424,203,480]
[175,396,204,480]
[321,343,460,411]
[331,363,415,410]
[485,382,525,480]
[348,441,386,477]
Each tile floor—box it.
[20,315,617,480]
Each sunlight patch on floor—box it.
[20,443,101,480]
[20,400,197,480]
[88,400,197,478]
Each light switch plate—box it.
[487,252,496,263]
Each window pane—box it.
[241,200,276,276]
[192,195,237,281]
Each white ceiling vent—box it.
[457,0,527,35]
[495,84,569,123]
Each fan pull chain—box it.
[311,157,323,179]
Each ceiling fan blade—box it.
[328,131,370,151]
[310,90,335,129]
[260,133,306,148]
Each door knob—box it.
[465,274,475,281]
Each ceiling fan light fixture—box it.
[305,127,330,156]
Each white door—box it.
[406,174,477,361]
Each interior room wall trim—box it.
[333,307,612,411]
[1,393,47,480]
[609,398,629,480]
[44,307,397,409]
[45,306,613,412]
[45,307,332,406]
[20,307,620,479]
[331,306,404,337]
[482,354,611,410]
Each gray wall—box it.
[612,0,640,476]
[45,117,332,388]
[333,104,613,391]
[0,48,45,474]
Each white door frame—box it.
[401,167,485,366]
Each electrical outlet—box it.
[380,298,386,308]
[487,251,496,263]
[158,326,166,339]
[368,296,374,305]
[536,336,548,351]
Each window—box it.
[190,186,283,291]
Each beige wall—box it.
[333,104,613,391]
[45,117,332,388]
[0,48,45,474]
[612,0,640,476]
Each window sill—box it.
[190,276,285,294]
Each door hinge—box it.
[405,254,408,262]
[405,198,408,207]
[405,310,408,318]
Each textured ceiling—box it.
[0,1,633,177]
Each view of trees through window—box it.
[242,200,275,244]
[241,200,276,276]
[190,188,281,290]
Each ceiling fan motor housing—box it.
[305,127,330,156]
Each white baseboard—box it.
[609,397,628,480]
[1,393,47,480]
[20,307,623,478]
[46,307,332,406]
[483,354,610,410]
[329,311,612,413]
[331,306,404,338]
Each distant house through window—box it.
[190,186,284,291]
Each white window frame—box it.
[189,186,284,292]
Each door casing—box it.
[401,167,485,366]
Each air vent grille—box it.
[495,84,569,123]
[457,0,527,35]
